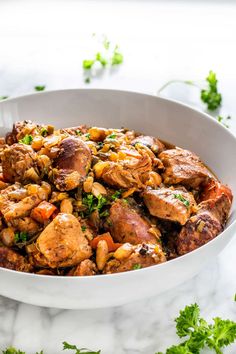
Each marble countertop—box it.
[0,1,236,353]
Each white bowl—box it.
[0,89,235,309]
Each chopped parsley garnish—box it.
[173,194,190,208]
[111,190,122,200]
[82,35,123,83]
[95,52,107,67]
[15,232,28,243]
[111,46,123,65]
[40,127,48,137]
[0,96,8,100]
[133,264,142,270]
[84,133,91,140]
[82,60,95,70]
[81,225,87,232]
[107,133,117,140]
[217,115,231,129]
[97,141,104,148]
[200,71,222,111]
[34,86,46,91]
[76,130,82,136]
[19,134,33,145]
[82,193,108,216]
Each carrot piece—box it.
[31,201,57,223]
[90,232,122,252]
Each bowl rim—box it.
[0,88,235,281]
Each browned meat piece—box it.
[200,180,233,203]
[143,188,197,225]
[131,135,165,154]
[104,243,166,274]
[10,217,40,235]
[0,246,32,272]
[159,148,213,188]
[96,149,152,189]
[36,213,92,268]
[26,243,50,268]
[0,182,51,223]
[5,120,37,145]
[69,259,98,276]
[108,199,159,244]
[53,137,91,191]
[3,195,41,223]
[176,194,231,255]
[1,144,37,183]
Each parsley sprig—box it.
[158,71,233,128]
[63,342,100,354]
[200,71,222,111]
[82,193,108,216]
[157,303,236,354]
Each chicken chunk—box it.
[36,213,92,268]
[5,120,37,145]
[0,246,32,272]
[176,193,231,255]
[69,259,98,276]
[143,188,196,225]
[108,199,159,244]
[10,217,40,236]
[1,144,37,183]
[131,135,165,154]
[104,243,166,274]
[159,148,213,188]
[53,137,91,191]
[96,149,152,189]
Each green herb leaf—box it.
[173,194,190,208]
[103,36,110,50]
[132,263,142,270]
[207,317,236,353]
[175,303,200,337]
[217,115,230,129]
[96,52,107,67]
[63,341,101,354]
[2,348,26,354]
[76,130,82,136]
[15,232,28,243]
[111,47,123,65]
[84,133,91,140]
[19,134,33,145]
[82,193,108,216]
[84,77,91,84]
[81,225,87,232]
[111,190,122,200]
[0,96,9,100]
[83,60,95,70]
[107,133,117,140]
[34,86,45,91]
[40,127,48,137]
[200,71,222,111]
